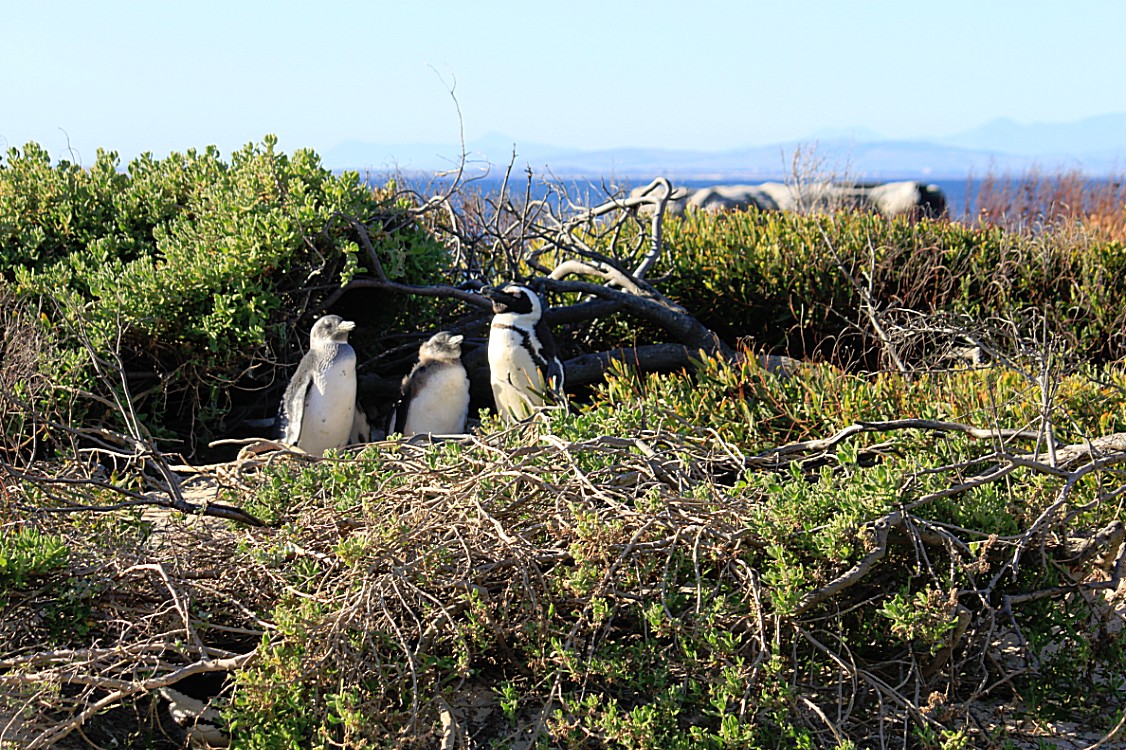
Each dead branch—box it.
[793,511,901,616]
[7,650,255,750]
[1012,449,1126,571]
[751,418,1041,466]
[1025,431,1126,470]
[320,277,490,313]
[563,344,702,387]
[819,224,908,374]
[542,277,732,357]
[2,462,263,526]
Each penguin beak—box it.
[480,286,515,313]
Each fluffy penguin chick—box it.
[397,331,470,436]
[482,284,564,422]
[277,314,357,456]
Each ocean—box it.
[370,172,980,218]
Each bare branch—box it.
[11,651,256,750]
[751,418,1041,466]
[793,511,900,616]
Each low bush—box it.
[4,159,1126,747]
[5,354,1124,747]
[654,209,1126,366]
[220,358,1126,747]
[1,138,449,450]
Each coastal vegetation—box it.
[2,139,1126,748]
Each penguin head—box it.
[309,314,356,347]
[418,331,464,363]
[481,284,542,322]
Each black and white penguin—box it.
[481,284,565,422]
[276,314,357,456]
[391,331,471,437]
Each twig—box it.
[793,512,901,616]
[16,651,256,750]
[752,418,1039,465]
[4,463,264,526]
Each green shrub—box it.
[8,353,1126,746]
[0,527,68,588]
[1,137,449,449]
[9,164,1126,747]
[652,209,1126,365]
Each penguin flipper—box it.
[546,357,566,397]
[389,366,423,436]
[350,402,370,443]
[281,377,312,445]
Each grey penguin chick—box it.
[393,331,470,437]
[481,284,565,422]
[277,314,357,456]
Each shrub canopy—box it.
[1,137,448,446]
[658,209,1126,365]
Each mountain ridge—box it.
[325,113,1126,179]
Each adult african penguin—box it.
[392,331,470,437]
[481,284,565,422]
[276,314,357,456]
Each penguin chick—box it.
[481,284,565,422]
[277,314,357,456]
[394,331,470,437]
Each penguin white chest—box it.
[488,327,546,420]
[403,364,470,436]
[299,350,356,456]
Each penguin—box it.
[350,401,371,444]
[391,331,470,437]
[276,314,357,456]
[481,284,565,422]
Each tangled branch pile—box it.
[6,351,1126,748]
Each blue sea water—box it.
[371,172,980,218]
[927,178,972,217]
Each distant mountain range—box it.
[324,113,1126,180]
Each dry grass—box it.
[970,168,1126,240]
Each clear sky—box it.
[3,0,1125,165]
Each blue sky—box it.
[3,0,1125,165]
